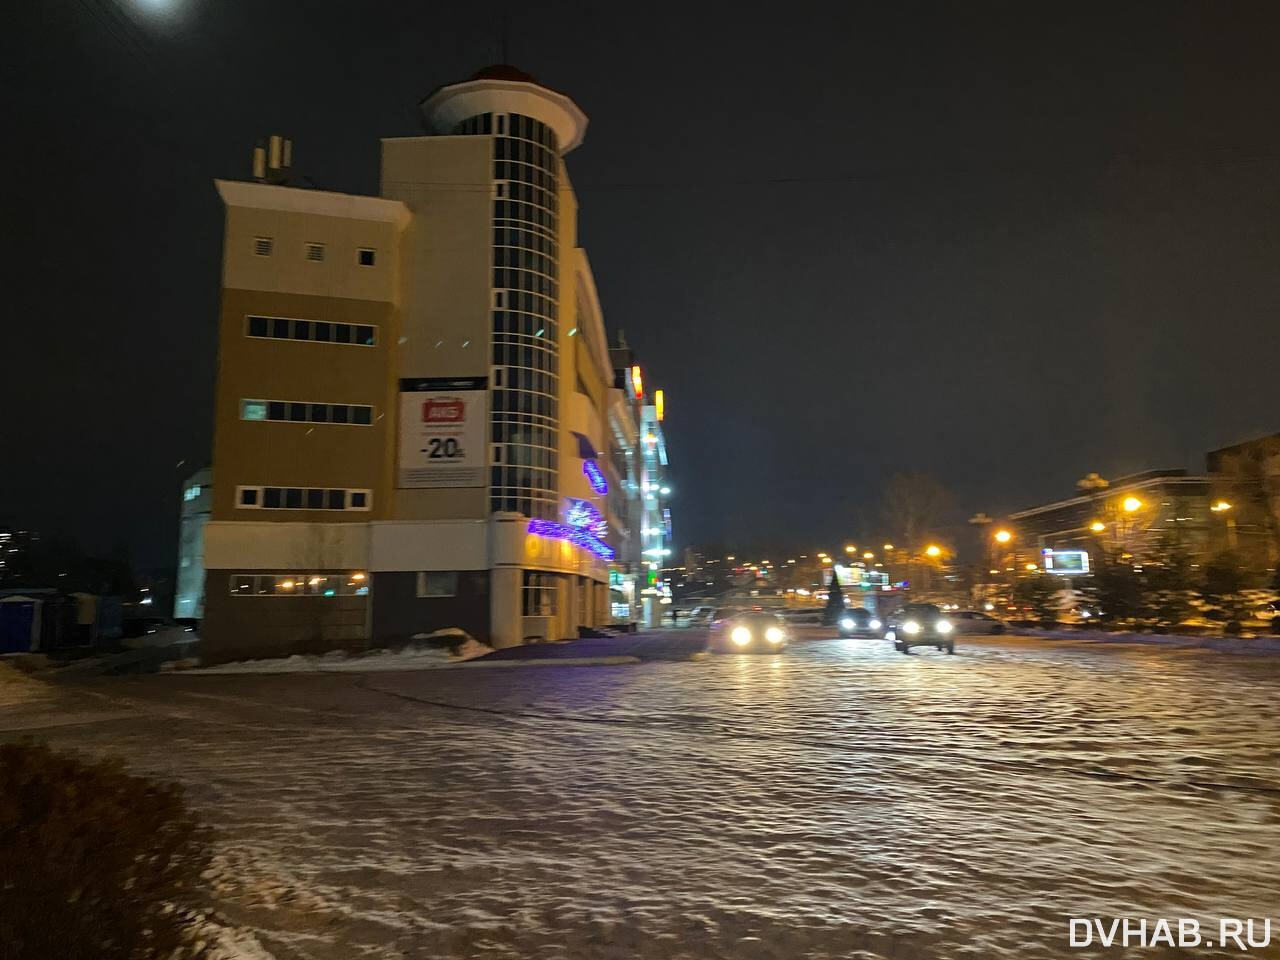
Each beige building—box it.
[201,66,648,663]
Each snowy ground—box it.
[3,633,1279,959]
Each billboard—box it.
[398,377,487,488]
[1044,549,1090,574]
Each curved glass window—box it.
[474,112,561,520]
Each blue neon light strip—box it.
[583,459,608,495]
[528,519,616,561]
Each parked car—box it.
[709,611,789,653]
[783,608,823,625]
[686,605,718,625]
[883,603,955,654]
[837,607,883,638]
[947,610,1006,635]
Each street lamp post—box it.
[1211,501,1236,551]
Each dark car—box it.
[709,611,789,653]
[883,603,955,654]
[837,607,883,638]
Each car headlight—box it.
[902,620,921,634]
[936,620,953,633]
[765,626,784,643]
[839,617,854,630]
[869,618,881,631]
[731,626,752,646]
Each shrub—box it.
[0,741,212,959]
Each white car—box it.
[708,611,789,653]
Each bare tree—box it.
[880,472,955,550]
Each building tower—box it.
[418,66,588,523]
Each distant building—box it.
[1206,433,1280,571]
[199,67,669,662]
[1007,469,1212,565]
[174,467,212,619]
[610,338,674,626]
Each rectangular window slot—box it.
[234,486,373,511]
[240,399,375,425]
[253,237,273,256]
[245,316,377,347]
[305,243,325,262]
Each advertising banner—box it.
[398,377,487,488]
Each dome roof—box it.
[469,64,538,84]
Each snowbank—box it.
[1019,627,1280,654]
[194,631,490,676]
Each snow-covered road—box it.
[4,634,1279,959]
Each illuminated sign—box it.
[631,365,644,398]
[1043,549,1090,574]
[583,459,608,495]
[654,389,665,421]
[527,519,615,561]
[565,499,608,540]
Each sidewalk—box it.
[477,629,708,663]
[1019,626,1280,654]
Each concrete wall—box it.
[370,571,489,645]
[380,137,492,524]
[211,184,406,527]
[201,569,369,664]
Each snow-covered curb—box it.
[1018,628,1280,654]
[186,649,641,675]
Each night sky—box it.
[8,1,1280,569]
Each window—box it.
[416,572,459,597]
[305,243,325,262]
[235,486,372,511]
[245,316,377,347]
[357,248,376,267]
[523,571,558,616]
[242,400,267,421]
[229,573,368,597]
[253,237,273,256]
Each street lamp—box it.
[994,529,1012,544]
[845,545,856,554]
[883,544,894,551]
[1211,501,1237,550]
[925,544,941,558]
[1122,496,1143,513]
[1090,521,1106,533]
[863,551,875,560]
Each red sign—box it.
[422,398,465,423]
